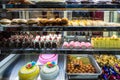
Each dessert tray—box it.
[65,54,102,79]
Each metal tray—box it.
[65,54,102,79]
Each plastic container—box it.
[65,54,102,79]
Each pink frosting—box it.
[39,54,58,65]
[86,42,92,48]
[63,42,69,48]
[69,41,75,48]
[81,42,86,49]
[74,41,81,49]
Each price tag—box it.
[0,26,3,31]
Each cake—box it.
[18,61,40,80]
[39,54,58,65]
[40,62,59,80]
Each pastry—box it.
[45,37,52,48]
[91,36,120,49]
[74,41,81,49]
[27,18,39,25]
[52,37,57,48]
[18,61,40,80]
[40,62,59,80]
[17,19,27,25]
[8,0,34,4]
[61,18,68,25]
[11,19,20,25]
[69,41,75,49]
[0,19,11,25]
[62,42,69,48]
[81,42,86,49]
[85,42,92,49]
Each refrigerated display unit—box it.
[0,0,120,80]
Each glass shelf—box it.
[1,26,120,31]
[3,4,120,8]
[1,48,120,54]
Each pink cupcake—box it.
[62,42,69,48]
[74,41,81,49]
[69,41,75,49]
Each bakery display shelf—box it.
[1,48,120,54]
[2,4,120,9]
[1,54,65,80]
[1,26,120,31]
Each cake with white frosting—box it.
[40,62,59,80]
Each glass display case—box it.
[0,0,120,80]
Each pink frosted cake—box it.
[39,54,58,65]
